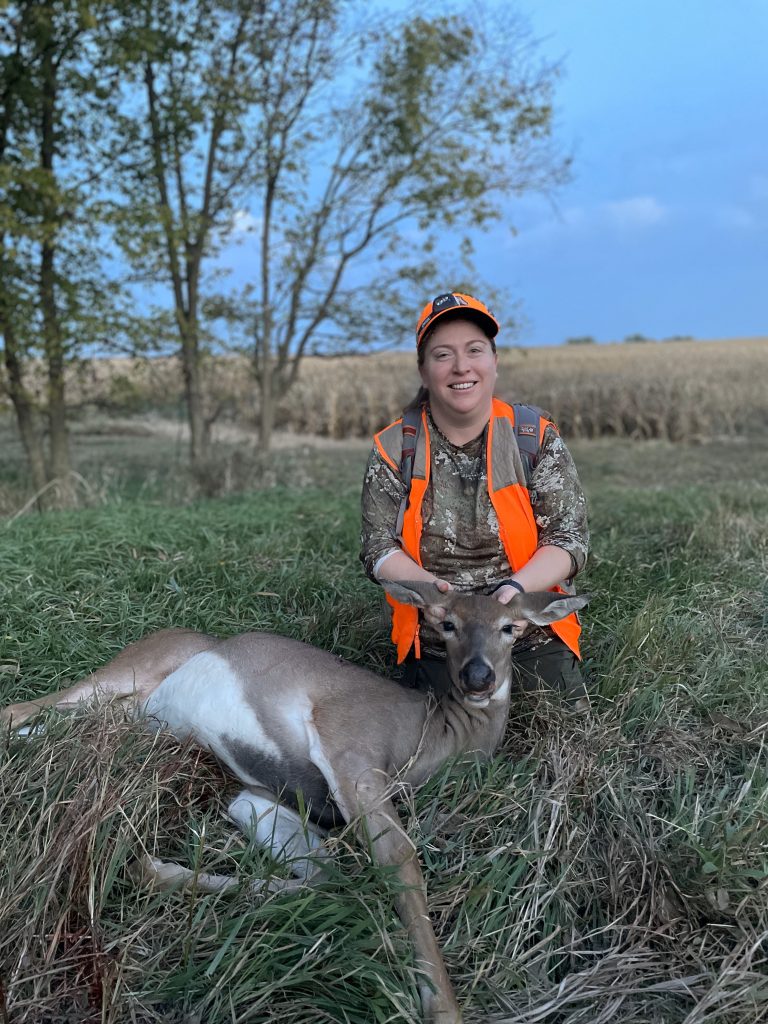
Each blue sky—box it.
[215,1,765,349]
[478,0,767,345]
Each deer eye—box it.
[441,620,456,634]
[501,624,516,635]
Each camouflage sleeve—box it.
[529,425,589,575]
[360,445,406,582]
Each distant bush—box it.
[624,333,654,343]
[565,335,596,345]
[664,334,694,342]
[106,373,144,413]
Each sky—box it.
[472,0,768,346]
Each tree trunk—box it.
[39,42,75,508]
[39,44,74,507]
[40,243,75,507]
[258,380,274,452]
[2,319,50,505]
[257,332,274,451]
[179,322,209,469]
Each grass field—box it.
[1,435,767,1022]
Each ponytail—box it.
[402,385,428,415]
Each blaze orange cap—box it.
[416,292,499,347]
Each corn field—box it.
[3,338,766,442]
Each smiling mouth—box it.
[449,381,477,390]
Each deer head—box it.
[384,582,590,707]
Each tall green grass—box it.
[1,441,767,1022]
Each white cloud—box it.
[230,208,261,235]
[511,195,667,248]
[602,195,667,228]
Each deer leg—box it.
[227,787,329,882]
[338,773,461,1024]
[2,629,217,732]
[137,854,304,897]
[305,721,461,1024]
[139,788,329,898]
[0,674,130,732]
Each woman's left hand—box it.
[492,584,529,629]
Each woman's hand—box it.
[375,549,454,592]
[492,583,528,630]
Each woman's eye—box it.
[501,624,516,635]
[441,621,456,633]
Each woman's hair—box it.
[403,314,497,413]
[403,384,430,414]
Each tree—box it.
[245,8,569,449]
[110,0,569,455]
[0,0,122,508]
[107,0,276,468]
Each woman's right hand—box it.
[376,550,453,592]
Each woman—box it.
[360,291,589,701]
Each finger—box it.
[434,578,453,593]
[493,585,515,605]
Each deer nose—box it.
[459,657,496,692]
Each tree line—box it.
[0,0,567,507]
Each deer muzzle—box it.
[459,657,496,701]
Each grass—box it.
[1,437,767,1022]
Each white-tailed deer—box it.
[1,582,589,1024]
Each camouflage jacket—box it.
[360,405,589,656]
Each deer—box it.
[1,582,589,1024]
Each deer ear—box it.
[510,592,591,626]
[382,580,449,610]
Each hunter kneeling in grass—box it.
[362,291,589,706]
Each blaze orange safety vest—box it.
[373,397,582,663]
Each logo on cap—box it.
[432,293,468,312]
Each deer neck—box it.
[404,681,511,784]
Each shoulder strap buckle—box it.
[512,402,545,488]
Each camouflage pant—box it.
[399,636,587,703]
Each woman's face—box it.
[419,318,498,423]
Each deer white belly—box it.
[143,651,281,765]
[142,650,324,798]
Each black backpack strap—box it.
[512,402,545,489]
[395,405,423,541]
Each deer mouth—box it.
[463,687,495,706]
[458,657,496,705]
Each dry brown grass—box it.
[2,337,767,442]
[4,697,767,1023]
